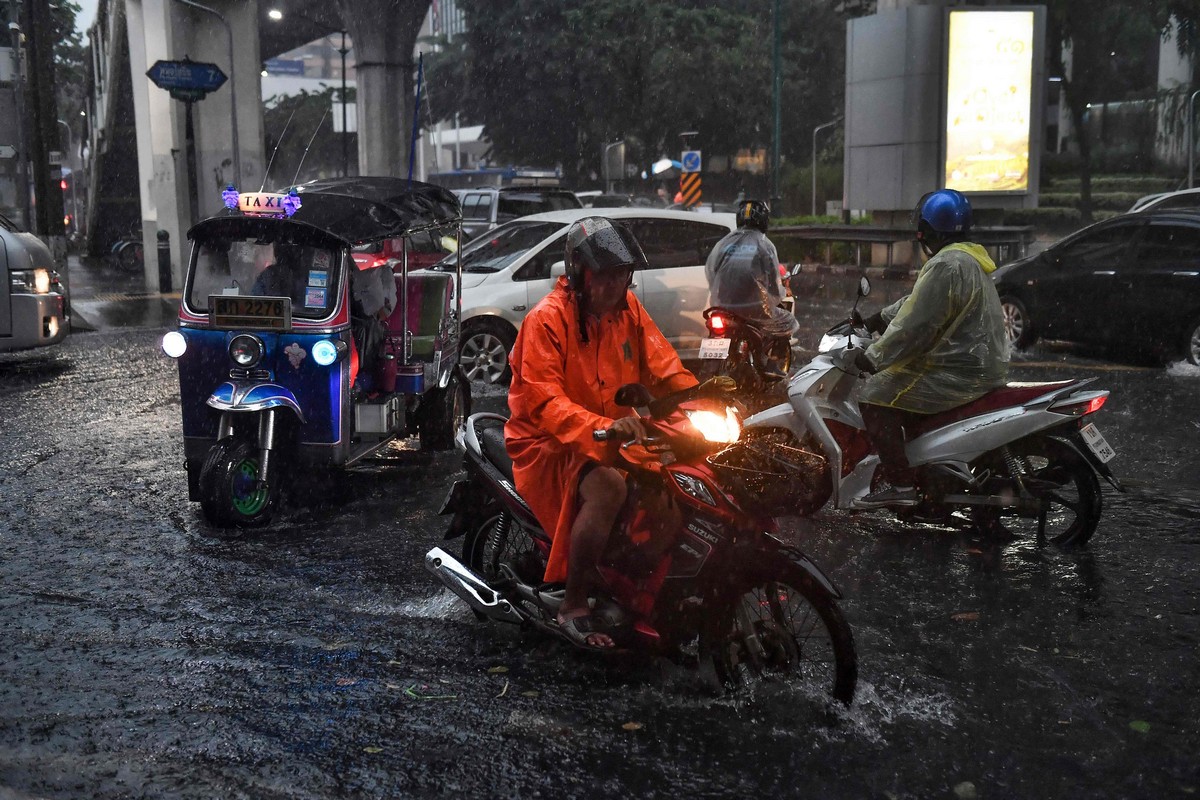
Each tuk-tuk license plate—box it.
[699,338,732,359]
[1080,423,1116,463]
[210,295,292,331]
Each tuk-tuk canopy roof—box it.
[187,177,461,247]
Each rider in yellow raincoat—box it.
[854,189,1009,508]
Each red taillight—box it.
[709,314,726,334]
[778,263,788,278]
[1052,394,1107,417]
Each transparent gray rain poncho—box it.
[705,228,799,337]
[860,242,1009,414]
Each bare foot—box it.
[557,607,615,649]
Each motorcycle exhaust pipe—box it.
[424,547,525,625]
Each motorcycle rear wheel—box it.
[973,435,1102,547]
[464,506,546,585]
[703,564,857,704]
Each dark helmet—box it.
[736,199,771,232]
[564,216,647,292]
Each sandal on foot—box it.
[555,613,616,651]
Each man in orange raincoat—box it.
[506,217,697,648]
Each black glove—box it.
[853,348,877,375]
[864,311,887,335]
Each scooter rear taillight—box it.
[708,314,726,335]
[1050,393,1107,417]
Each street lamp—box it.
[603,139,624,194]
[172,0,241,186]
[812,118,840,216]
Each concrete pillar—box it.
[124,0,264,292]
[338,1,430,178]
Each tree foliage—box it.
[263,88,358,186]
[435,0,847,185]
[1049,1,1200,220]
[49,1,86,150]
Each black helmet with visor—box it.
[564,216,647,292]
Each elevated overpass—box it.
[85,0,431,291]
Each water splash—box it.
[1165,360,1200,378]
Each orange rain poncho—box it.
[505,278,697,583]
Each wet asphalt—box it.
[0,260,1197,799]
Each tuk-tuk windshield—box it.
[187,240,343,319]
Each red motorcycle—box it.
[425,379,857,701]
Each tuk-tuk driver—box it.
[505,217,698,649]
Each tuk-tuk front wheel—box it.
[198,438,280,527]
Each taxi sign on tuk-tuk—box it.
[165,177,465,528]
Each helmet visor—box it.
[567,217,648,274]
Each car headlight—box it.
[685,407,741,443]
[9,268,52,294]
[229,334,264,367]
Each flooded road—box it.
[1,324,1197,799]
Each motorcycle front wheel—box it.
[974,435,1102,547]
[703,564,857,704]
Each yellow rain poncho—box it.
[860,242,1008,414]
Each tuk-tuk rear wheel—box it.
[420,370,471,451]
[198,438,280,528]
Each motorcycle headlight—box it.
[229,334,264,367]
[685,407,741,443]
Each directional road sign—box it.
[146,59,227,97]
[0,145,16,160]
[681,150,702,173]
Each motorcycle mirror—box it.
[858,276,871,297]
[615,383,653,408]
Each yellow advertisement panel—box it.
[945,10,1034,193]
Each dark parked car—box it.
[993,210,1200,364]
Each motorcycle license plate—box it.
[699,338,732,359]
[1080,423,1116,463]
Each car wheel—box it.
[1000,295,1036,349]
[459,319,515,385]
[1184,316,1200,365]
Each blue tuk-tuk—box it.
[162,178,467,527]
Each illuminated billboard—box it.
[944,10,1035,193]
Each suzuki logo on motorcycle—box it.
[686,522,721,544]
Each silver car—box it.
[1,213,69,352]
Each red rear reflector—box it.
[709,314,726,333]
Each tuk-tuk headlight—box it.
[311,339,344,366]
[229,334,264,367]
[162,331,187,358]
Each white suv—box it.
[430,208,736,383]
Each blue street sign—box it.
[146,59,227,94]
[681,150,702,173]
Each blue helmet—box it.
[915,189,972,237]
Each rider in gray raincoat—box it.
[705,200,799,338]
[853,189,1009,508]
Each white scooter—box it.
[705,278,1123,546]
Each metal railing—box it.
[772,224,1036,269]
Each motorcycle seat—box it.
[480,422,516,482]
[907,380,1077,438]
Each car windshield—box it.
[497,193,581,221]
[431,221,564,273]
[187,239,343,319]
